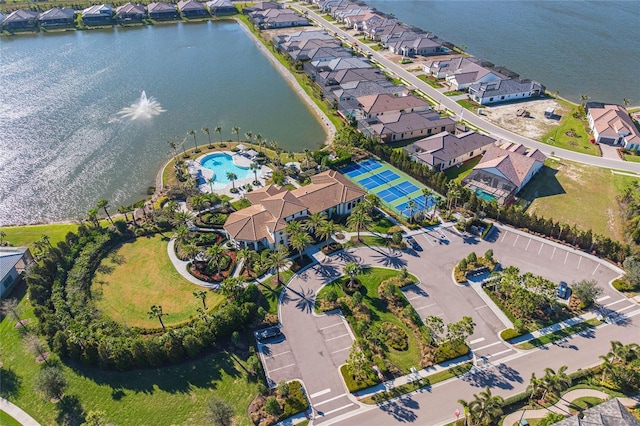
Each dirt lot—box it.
[480,98,569,141]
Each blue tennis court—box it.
[390,181,419,196]
[396,196,436,217]
[358,170,400,190]
[340,159,382,178]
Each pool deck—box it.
[192,151,271,200]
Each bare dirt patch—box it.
[480,98,569,141]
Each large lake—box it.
[367,0,639,105]
[0,21,326,225]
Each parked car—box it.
[557,282,572,299]
[255,326,282,342]
[406,236,422,251]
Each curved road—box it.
[294,4,640,174]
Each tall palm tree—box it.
[304,212,327,234]
[226,172,238,191]
[232,126,240,143]
[447,182,461,211]
[207,177,215,193]
[87,208,100,228]
[193,290,208,310]
[167,140,178,158]
[250,162,260,185]
[458,386,504,426]
[148,305,167,329]
[184,242,199,261]
[175,225,190,244]
[290,231,312,260]
[244,131,252,145]
[97,199,113,225]
[406,199,416,224]
[254,133,262,151]
[188,129,199,153]
[421,188,433,217]
[117,205,130,223]
[220,276,244,300]
[180,137,189,158]
[303,148,311,168]
[237,246,256,276]
[285,220,303,238]
[344,261,362,289]
[202,127,212,149]
[580,93,589,107]
[347,205,372,242]
[206,244,225,278]
[173,211,194,227]
[267,245,290,284]
[623,98,631,107]
[539,366,571,402]
[215,126,223,143]
[259,140,267,154]
[316,220,336,249]
[364,194,381,213]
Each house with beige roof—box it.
[462,142,546,205]
[406,131,496,171]
[587,104,640,149]
[363,111,456,143]
[223,170,366,250]
[357,93,430,119]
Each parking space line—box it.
[407,294,423,301]
[551,247,556,259]
[597,295,611,303]
[315,393,348,407]
[415,303,437,310]
[512,235,519,246]
[326,333,350,342]
[331,347,351,355]
[474,304,488,310]
[267,351,291,358]
[488,348,512,358]
[320,322,344,331]
[317,403,354,417]
[501,231,508,242]
[577,256,582,269]
[538,243,544,255]
[525,239,531,251]
[605,298,627,307]
[469,337,485,345]
[475,341,502,351]
[592,264,600,275]
[270,363,295,373]
[564,252,569,264]
[310,388,331,399]
[618,304,636,313]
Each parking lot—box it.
[257,333,301,388]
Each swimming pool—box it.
[475,188,498,202]
[200,153,251,187]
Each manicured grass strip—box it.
[0,410,22,426]
[623,154,640,163]
[567,396,605,413]
[0,223,78,247]
[541,107,598,156]
[417,74,442,89]
[360,362,473,405]
[344,235,388,247]
[94,235,224,328]
[444,157,481,184]
[516,318,602,350]
[457,99,481,112]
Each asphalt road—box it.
[294,4,640,174]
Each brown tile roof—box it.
[223,205,273,242]
[292,170,366,213]
[357,93,429,115]
[474,144,545,187]
[245,184,285,205]
[589,104,640,144]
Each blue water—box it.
[475,188,497,202]
[366,0,640,105]
[200,153,250,185]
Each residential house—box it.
[386,33,443,57]
[587,104,640,149]
[115,3,146,22]
[423,57,479,79]
[344,11,379,30]
[223,170,365,250]
[406,131,496,171]
[273,29,334,51]
[249,9,308,29]
[287,39,344,61]
[334,81,408,119]
[365,19,403,42]
[178,0,209,18]
[39,8,75,27]
[356,93,430,119]
[206,0,237,15]
[468,79,543,105]
[0,247,33,299]
[147,2,179,19]
[82,4,114,24]
[364,111,456,143]
[318,67,387,88]
[552,398,640,426]
[242,1,282,14]
[445,61,505,90]
[462,142,546,205]
[1,9,39,30]
[305,56,370,78]
[305,46,352,63]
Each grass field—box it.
[94,235,223,328]
[0,223,78,247]
[541,107,598,156]
[0,411,22,426]
[317,268,420,373]
[519,159,638,240]
[0,282,258,426]
[444,157,481,184]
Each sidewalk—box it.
[509,312,599,345]
[0,398,40,426]
[166,239,219,289]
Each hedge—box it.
[281,381,309,419]
[340,364,380,393]
[434,341,470,364]
[500,328,524,341]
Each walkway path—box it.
[166,239,219,289]
[501,389,640,426]
[0,397,40,426]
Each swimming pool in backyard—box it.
[200,153,251,187]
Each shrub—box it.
[325,288,338,303]
[282,381,308,418]
[434,341,469,364]
[257,383,268,396]
[467,252,477,263]
[153,196,168,210]
[277,381,290,398]
[500,328,523,341]
[484,249,494,261]
[458,258,468,270]
[265,396,281,416]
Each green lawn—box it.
[444,157,481,184]
[516,318,601,350]
[317,268,420,373]
[417,74,442,89]
[518,159,637,241]
[457,98,481,113]
[0,411,22,426]
[0,282,258,426]
[541,107,598,155]
[568,396,605,413]
[623,154,640,163]
[345,235,388,247]
[443,90,464,96]
[0,223,78,247]
[94,235,224,328]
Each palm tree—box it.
[303,148,311,169]
[220,276,244,301]
[267,245,290,284]
[364,194,381,213]
[290,231,312,260]
[254,133,263,151]
[316,220,336,249]
[347,205,372,241]
[202,127,212,149]
[304,212,327,234]
[406,199,416,224]
[447,182,461,211]
[250,162,260,185]
[237,246,256,276]
[167,140,178,158]
[259,140,267,154]
[118,205,130,222]
[207,177,215,193]
[421,188,433,218]
[538,366,571,402]
[244,131,252,145]
[148,305,167,329]
[285,220,303,238]
[215,126,223,143]
[623,98,631,107]
[232,126,240,143]
[175,225,190,244]
[458,386,504,426]
[580,93,589,106]
[97,199,113,225]
[173,211,194,227]
[344,261,362,289]
[87,208,100,228]
[206,244,225,278]
[184,242,199,260]
[0,230,6,246]
[193,290,208,310]
[188,130,199,153]
[226,172,238,191]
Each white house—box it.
[468,79,543,105]
[587,104,640,149]
[0,247,33,299]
